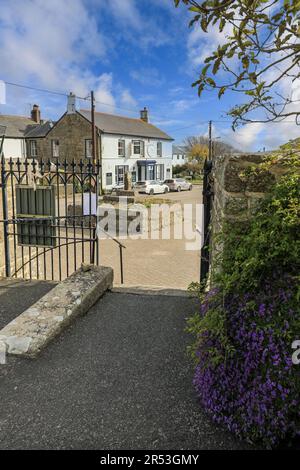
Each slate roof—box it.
[79,109,173,141]
[0,115,53,138]
[172,145,187,155]
[25,121,54,138]
[0,115,37,138]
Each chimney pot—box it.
[140,106,149,123]
[31,104,41,124]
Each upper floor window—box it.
[29,140,37,158]
[51,139,59,158]
[133,140,144,155]
[118,139,125,157]
[157,142,162,157]
[85,139,93,158]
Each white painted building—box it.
[0,105,48,159]
[172,145,188,167]
[0,97,174,190]
[79,107,174,190]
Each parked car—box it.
[136,180,169,195]
[164,178,192,192]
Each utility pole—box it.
[91,90,97,165]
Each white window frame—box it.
[118,139,126,157]
[29,140,37,158]
[51,139,60,158]
[133,140,143,155]
[85,139,93,158]
[157,142,162,157]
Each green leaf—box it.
[218,87,226,98]
[213,59,221,75]
[242,56,249,69]
[201,64,211,76]
[206,77,216,87]
[219,18,226,32]
[189,5,201,12]
[201,16,208,32]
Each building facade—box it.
[172,145,188,167]
[1,96,174,190]
[0,105,44,160]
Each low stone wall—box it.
[0,265,113,357]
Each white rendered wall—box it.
[2,138,26,159]
[101,134,173,189]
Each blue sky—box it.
[0,0,299,150]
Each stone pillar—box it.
[210,153,290,277]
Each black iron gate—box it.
[0,157,100,281]
[200,158,214,283]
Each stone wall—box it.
[36,113,100,164]
[211,153,290,273]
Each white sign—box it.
[146,143,156,158]
[83,193,97,216]
[0,81,6,105]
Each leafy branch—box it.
[175,0,300,128]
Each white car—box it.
[136,180,169,195]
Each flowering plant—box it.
[189,171,300,447]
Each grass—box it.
[134,196,176,208]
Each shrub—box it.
[189,167,300,447]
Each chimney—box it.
[31,104,41,124]
[140,107,148,123]
[67,92,76,114]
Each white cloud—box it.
[171,98,198,113]
[0,0,144,119]
[120,89,137,109]
[108,0,142,29]
[0,0,107,95]
[229,123,265,150]
[94,73,116,112]
[187,23,233,69]
[96,0,170,49]
[130,68,164,87]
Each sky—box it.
[0,0,299,151]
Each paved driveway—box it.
[100,186,202,288]
[0,290,251,450]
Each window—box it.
[51,139,59,158]
[177,155,180,160]
[29,140,37,158]
[131,171,136,183]
[146,164,155,180]
[106,173,113,186]
[118,139,126,157]
[157,142,162,157]
[115,165,129,185]
[155,164,164,181]
[133,140,143,155]
[85,139,93,158]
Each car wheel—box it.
[164,187,168,193]
[189,185,193,191]
[177,186,181,192]
[149,189,154,195]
